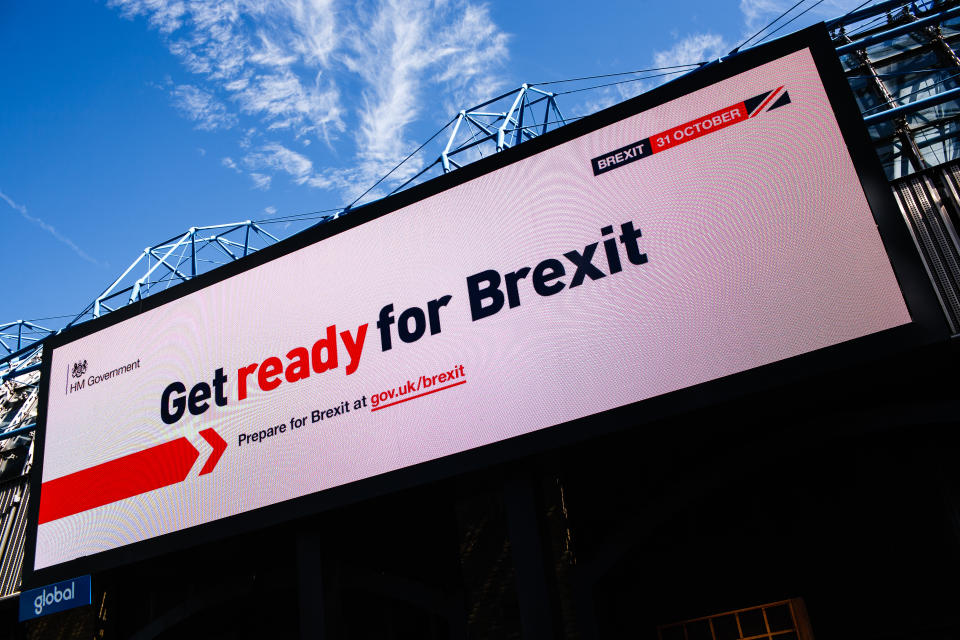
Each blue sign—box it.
[19,575,91,621]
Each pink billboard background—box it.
[36,48,911,571]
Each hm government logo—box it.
[67,359,90,395]
[70,360,87,379]
[65,356,141,395]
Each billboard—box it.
[24,25,943,582]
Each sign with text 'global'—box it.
[19,576,91,621]
[28,30,921,578]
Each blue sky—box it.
[0,0,863,327]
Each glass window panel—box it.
[874,49,940,77]
[876,138,914,180]
[896,70,960,106]
[940,15,960,38]
[763,605,793,632]
[713,614,740,640]
[867,118,896,141]
[879,52,960,110]
[908,100,960,128]
[849,77,889,113]
[839,51,863,72]
[866,32,932,62]
[738,609,766,637]
[913,118,960,166]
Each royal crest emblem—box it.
[71,360,87,379]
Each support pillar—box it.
[503,470,557,640]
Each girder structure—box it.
[3,0,960,598]
[0,321,50,378]
[386,84,568,196]
[87,221,281,319]
[445,84,566,163]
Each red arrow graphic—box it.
[198,428,226,475]
[38,430,227,524]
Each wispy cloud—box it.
[171,84,237,130]
[0,189,101,265]
[740,0,786,33]
[333,0,509,202]
[243,143,313,185]
[250,173,272,190]
[653,33,729,69]
[108,0,509,200]
[111,0,344,141]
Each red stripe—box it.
[39,437,199,524]
[371,380,467,412]
[649,102,749,155]
[750,86,784,117]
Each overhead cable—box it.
[345,116,457,210]
[556,68,696,95]
[731,0,807,54]
[7,315,73,323]
[253,208,345,224]
[532,64,702,87]
[755,0,827,45]
[837,0,884,23]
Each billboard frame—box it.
[22,23,948,587]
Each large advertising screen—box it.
[25,26,941,581]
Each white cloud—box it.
[109,0,186,33]
[335,0,509,201]
[108,0,510,201]
[171,84,237,130]
[221,156,240,172]
[250,173,272,190]
[111,0,344,141]
[653,33,729,70]
[740,0,785,33]
[231,69,342,138]
[0,189,101,265]
[243,143,313,184]
[264,205,277,215]
[239,127,257,149]
[248,31,299,68]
